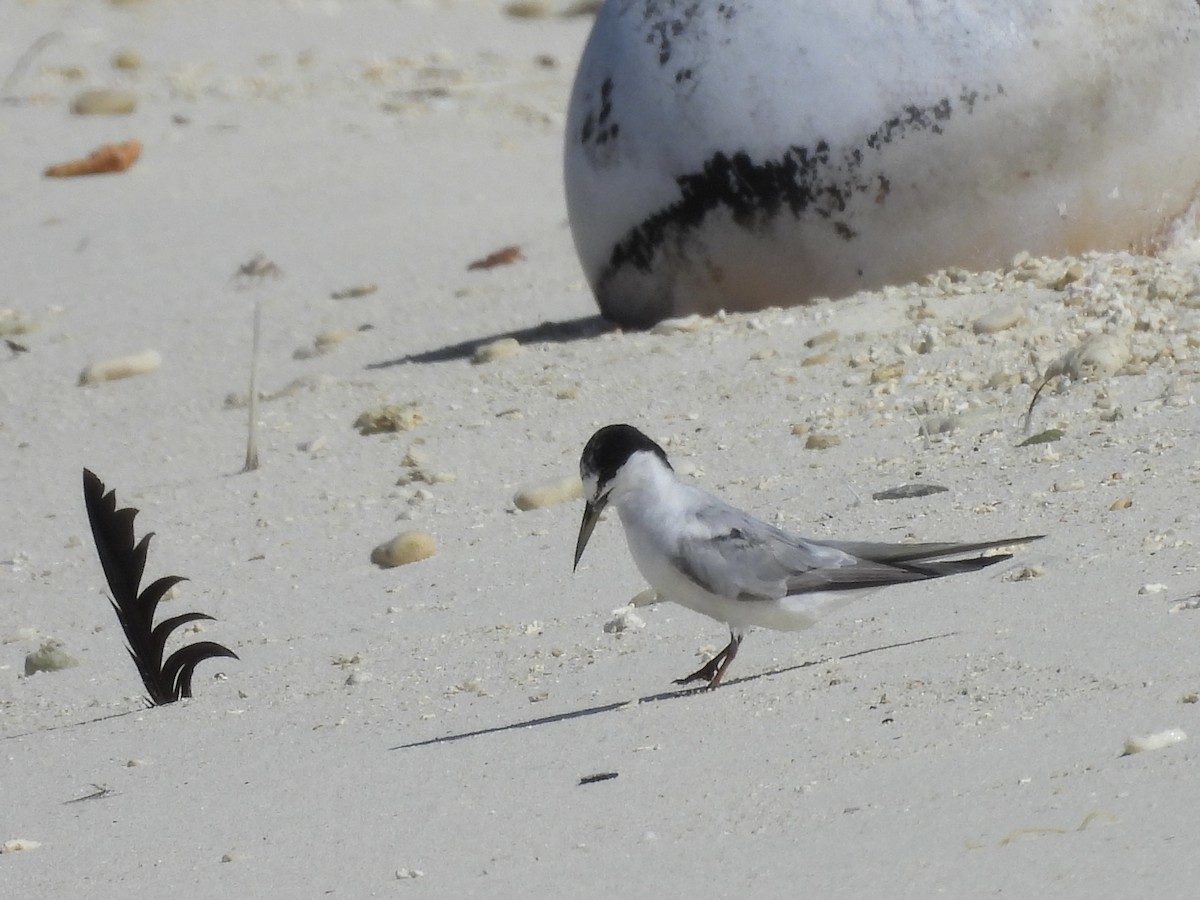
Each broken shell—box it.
[79,348,160,385]
[45,140,142,177]
[24,639,79,675]
[514,475,583,510]
[604,604,646,633]
[371,531,437,568]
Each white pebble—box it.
[71,88,137,115]
[973,305,1025,334]
[79,349,161,385]
[1138,583,1169,595]
[1122,728,1186,755]
[1,839,42,853]
[370,531,437,567]
[472,337,523,364]
[513,475,582,511]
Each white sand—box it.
[3,2,1200,896]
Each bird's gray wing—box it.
[676,508,1041,600]
[673,506,865,601]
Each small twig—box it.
[243,298,262,472]
[911,403,932,450]
[64,784,115,804]
[1022,372,1056,435]
[231,254,281,473]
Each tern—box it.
[573,424,1041,689]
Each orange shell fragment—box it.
[44,140,142,178]
[467,245,523,271]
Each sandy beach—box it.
[3,2,1200,896]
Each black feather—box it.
[82,469,238,705]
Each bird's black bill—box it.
[573,497,607,571]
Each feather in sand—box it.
[82,469,238,705]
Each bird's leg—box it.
[705,631,742,689]
[674,630,743,690]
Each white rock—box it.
[565,1,1200,326]
[370,531,436,567]
[79,349,161,385]
[513,475,583,511]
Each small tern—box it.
[573,424,1042,689]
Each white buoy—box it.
[565,1,1200,327]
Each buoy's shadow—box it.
[367,315,611,367]
[389,631,957,750]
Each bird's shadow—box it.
[366,315,612,367]
[389,631,957,750]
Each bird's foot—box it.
[673,634,742,690]
[673,656,723,688]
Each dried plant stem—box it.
[243,298,262,472]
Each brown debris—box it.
[44,140,141,177]
[467,245,523,271]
